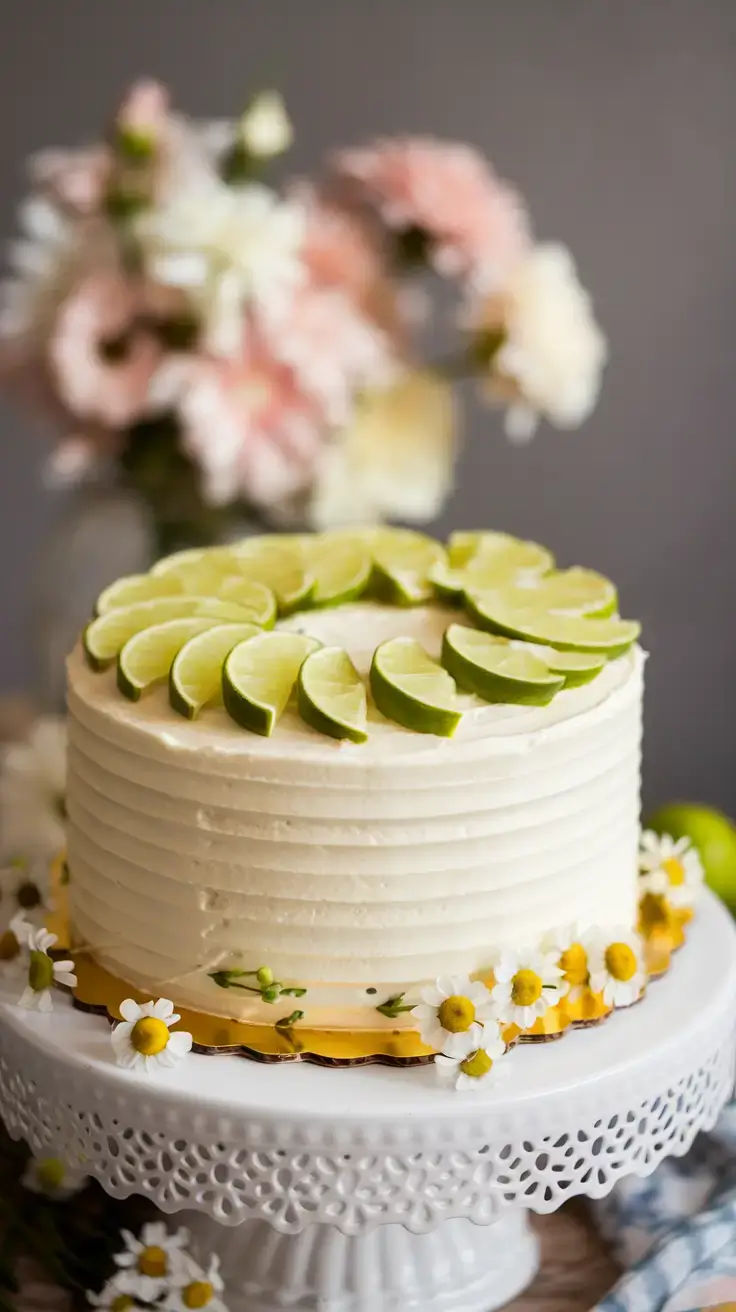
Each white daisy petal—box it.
[119,998,143,1024]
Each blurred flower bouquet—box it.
[0,81,607,550]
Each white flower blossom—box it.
[17,926,77,1011]
[586,926,646,1008]
[435,1021,507,1091]
[239,92,293,159]
[491,946,564,1029]
[0,716,67,864]
[411,974,495,1056]
[111,997,193,1073]
[638,830,704,910]
[22,1153,88,1199]
[113,1221,190,1303]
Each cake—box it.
[64,527,651,1061]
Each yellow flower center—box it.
[138,1245,168,1278]
[639,891,672,935]
[0,930,20,962]
[559,943,588,987]
[604,942,637,982]
[35,1158,66,1190]
[438,995,476,1033]
[183,1282,215,1309]
[28,950,54,993]
[131,1017,170,1057]
[511,969,543,1007]
[662,856,685,886]
[459,1049,493,1079]
[111,1297,134,1312]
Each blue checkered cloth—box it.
[592,1102,736,1311]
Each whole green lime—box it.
[646,802,736,912]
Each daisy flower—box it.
[544,923,591,1003]
[411,973,495,1056]
[166,1255,227,1312]
[639,830,704,910]
[491,947,564,1029]
[87,1276,141,1311]
[113,1221,190,1302]
[0,855,52,918]
[111,997,193,1073]
[17,926,77,1011]
[0,716,67,863]
[0,913,33,976]
[435,1020,507,1092]
[22,1153,88,1199]
[586,927,646,1008]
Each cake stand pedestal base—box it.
[0,892,735,1312]
[185,1211,539,1312]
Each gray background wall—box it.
[0,1,734,814]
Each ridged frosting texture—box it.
[66,604,644,1026]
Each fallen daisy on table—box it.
[111,997,193,1072]
[411,974,495,1055]
[111,1221,191,1302]
[585,927,646,1008]
[17,926,77,1011]
[638,829,704,910]
[435,1019,508,1091]
[0,912,32,976]
[490,947,564,1029]
[21,1152,88,1199]
[165,1254,228,1312]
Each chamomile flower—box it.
[435,1020,507,1092]
[0,854,52,919]
[544,923,591,1003]
[166,1255,227,1312]
[21,1153,88,1199]
[87,1278,140,1311]
[638,830,704,910]
[491,947,564,1029]
[113,1222,190,1302]
[411,974,496,1056]
[111,997,193,1073]
[586,927,646,1008]
[0,913,32,976]
[17,926,77,1011]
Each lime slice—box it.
[524,644,607,688]
[223,632,320,735]
[442,625,564,705]
[447,530,555,574]
[371,530,446,606]
[370,637,462,736]
[501,567,617,619]
[118,617,222,701]
[83,598,260,671]
[95,573,184,616]
[466,594,640,658]
[232,541,314,615]
[306,536,373,608]
[151,546,235,577]
[434,533,554,601]
[169,622,261,719]
[297,646,368,743]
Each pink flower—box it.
[116,80,170,144]
[298,186,387,307]
[30,148,112,217]
[150,326,326,509]
[335,138,531,289]
[49,271,161,428]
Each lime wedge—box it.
[118,617,222,701]
[151,546,235,577]
[95,573,184,616]
[442,625,564,705]
[370,637,462,736]
[524,644,607,688]
[297,646,368,743]
[466,594,640,658]
[371,530,446,605]
[501,567,617,619]
[434,533,554,600]
[223,632,320,735]
[306,536,373,608]
[169,622,260,719]
[447,530,555,574]
[83,598,260,671]
[232,541,314,615]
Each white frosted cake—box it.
[65,528,645,1059]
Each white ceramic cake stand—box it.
[0,891,735,1312]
